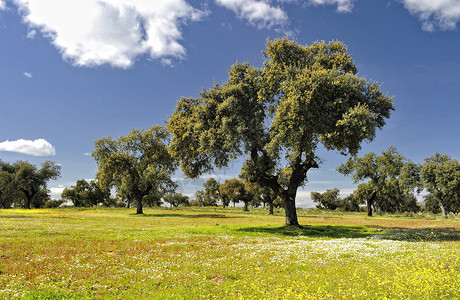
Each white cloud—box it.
[50,186,65,194]
[0,139,56,156]
[401,0,460,31]
[0,0,6,10]
[11,0,208,68]
[23,72,32,78]
[215,0,288,29]
[307,0,356,13]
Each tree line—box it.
[1,38,458,223]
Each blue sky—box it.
[1,0,459,207]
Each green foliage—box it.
[420,153,460,217]
[0,160,60,209]
[61,179,111,207]
[203,178,220,206]
[338,147,420,214]
[312,189,363,211]
[163,192,189,207]
[92,126,177,214]
[168,38,394,225]
[312,189,341,210]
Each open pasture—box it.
[0,208,459,299]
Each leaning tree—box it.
[167,38,394,226]
[92,126,177,214]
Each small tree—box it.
[168,38,393,226]
[61,179,110,207]
[163,192,189,207]
[337,147,420,216]
[92,126,177,214]
[13,161,61,209]
[203,178,220,206]
[0,161,18,208]
[420,153,460,218]
[311,189,341,210]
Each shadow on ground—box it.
[237,225,460,241]
[131,213,240,219]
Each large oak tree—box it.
[167,38,394,226]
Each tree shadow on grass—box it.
[237,225,460,241]
[131,213,240,219]
[377,227,460,242]
[237,225,377,239]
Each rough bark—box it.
[249,148,318,227]
[283,194,299,226]
[136,198,143,214]
[367,189,378,217]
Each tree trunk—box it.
[269,201,274,215]
[367,189,378,217]
[24,192,33,209]
[438,199,447,218]
[243,201,249,211]
[126,198,131,208]
[283,195,300,226]
[136,198,143,214]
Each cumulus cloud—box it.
[23,72,32,78]
[401,0,460,31]
[307,0,356,13]
[0,0,6,10]
[0,139,56,156]
[215,0,288,29]
[50,186,65,195]
[11,0,208,68]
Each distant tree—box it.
[191,189,206,206]
[337,147,420,216]
[167,38,394,226]
[339,194,362,212]
[218,178,254,211]
[423,193,441,214]
[420,153,460,218]
[259,186,278,214]
[219,178,243,208]
[0,161,18,208]
[203,178,220,206]
[311,189,341,210]
[61,179,110,207]
[163,192,189,207]
[12,161,61,209]
[92,126,177,214]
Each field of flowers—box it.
[0,208,459,299]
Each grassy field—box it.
[0,207,459,299]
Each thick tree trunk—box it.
[243,201,249,211]
[269,201,274,215]
[126,198,131,208]
[24,192,33,209]
[283,195,300,226]
[136,198,143,214]
[367,189,378,217]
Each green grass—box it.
[0,207,459,299]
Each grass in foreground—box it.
[0,207,459,299]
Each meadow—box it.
[0,207,459,299]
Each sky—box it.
[1,0,460,208]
